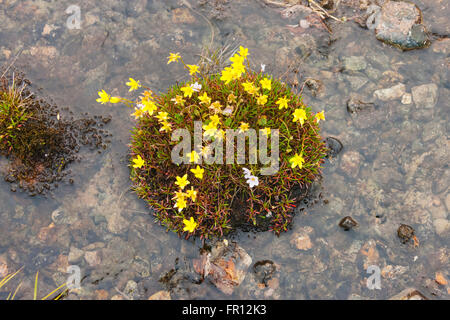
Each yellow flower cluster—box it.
[220,46,248,84]
[171,163,206,233]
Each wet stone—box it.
[375,1,430,50]
[342,56,367,72]
[389,288,427,300]
[325,137,343,158]
[373,83,405,101]
[148,290,171,300]
[340,151,363,179]
[339,216,358,231]
[411,83,438,109]
[305,79,323,97]
[397,224,415,244]
[253,260,276,286]
[347,97,375,114]
[193,240,252,295]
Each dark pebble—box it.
[339,216,358,231]
[325,137,343,157]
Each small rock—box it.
[373,83,405,101]
[267,277,279,290]
[325,137,344,157]
[290,226,314,250]
[0,255,7,278]
[411,83,438,109]
[253,260,276,286]
[342,56,367,71]
[84,250,101,267]
[397,224,415,244]
[381,265,408,279]
[95,289,109,300]
[433,219,449,236]
[346,97,375,114]
[171,8,196,24]
[124,280,139,299]
[339,216,358,231]
[68,247,84,263]
[305,79,323,97]
[148,290,171,300]
[193,241,252,295]
[389,288,427,300]
[375,1,430,50]
[340,151,363,178]
[325,137,343,157]
[401,93,412,104]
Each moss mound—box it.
[99,47,327,239]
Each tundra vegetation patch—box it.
[0,71,110,195]
[98,47,327,239]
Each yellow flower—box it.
[246,85,259,96]
[289,152,305,169]
[220,67,234,84]
[172,191,187,200]
[256,94,268,106]
[230,53,245,65]
[315,110,325,123]
[239,122,249,132]
[209,114,221,126]
[209,101,222,114]
[183,217,197,233]
[131,108,144,119]
[187,64,199,76]
[167,52,181,64]
[238,46,249,58]
[174,197,187,212]
[242,81,254,91]
[171,95,186,106]
[227,93,237,104]
[175,174,190,190]
[198,92,211,105]
[159,121,172,132]
[186,187,197,202]
[142,100,157,115]
[155,111,169,122]
[110,96,121,104]
[190,165,204,180]
[276,96,289,110]
[132,155,145,168]
[261,127,271,136]
[260,78,272,91]
[180,85,194,98]
[187,150,200,163]
[126,78,141,92]
[293,108,307,125]
[96,90,110,104]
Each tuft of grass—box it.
[98,47,327,239]
[0,268,68,300]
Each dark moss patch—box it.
[0,71,111,195]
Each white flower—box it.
[242,167,252,179]
[222,106,233,116]
[246,175,259,188]
[191,82,202,92]
[260,64,266,73]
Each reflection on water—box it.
[0,0,448,299]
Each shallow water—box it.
[0,0,448,299]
